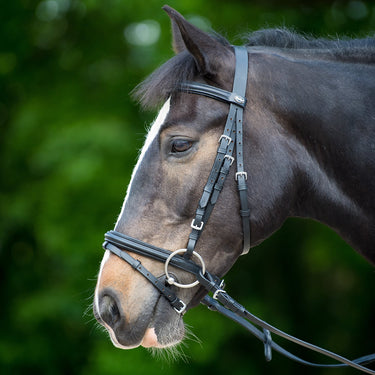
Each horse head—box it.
[93,5,375,352]
[93,7,258,349]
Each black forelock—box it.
[132,32,230,109]
[132,51,198,109]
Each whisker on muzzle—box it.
[148,343,188,363]
[147,323,202,363]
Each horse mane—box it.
[246,27,375,49]
[133,28,375,109]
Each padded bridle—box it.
[102,46,375,373]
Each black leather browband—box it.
[179,82,247,108]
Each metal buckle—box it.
[165,249,206,289]
[213,289,226,300]
[174,300,187,314]
[224,155,234,166]
[191,219,204,230]
[219,135,232,145]
[235,171,248,180]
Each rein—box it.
[102,46,375,373]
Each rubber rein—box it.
[102,46,375,373]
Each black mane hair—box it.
[246,27,375,49]
[133,28,375,109]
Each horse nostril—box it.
[99,292,122,328]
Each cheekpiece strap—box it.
[179,46,250,259]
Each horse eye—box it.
[171,139,193,153]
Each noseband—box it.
[102,47,375,374]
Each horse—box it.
[94,4,375,360]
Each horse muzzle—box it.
[94,284,186,349]
[94,249,188,349]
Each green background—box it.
[1,0,374,374]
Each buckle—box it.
[213,289,226,300]
[235,171,248,180]
[224,155,234,166]
[219,135,232,145]
[191,219,204,230]
[174,300,187,314]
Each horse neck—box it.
[247,50,375,263]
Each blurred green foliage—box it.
[0,0,374,374]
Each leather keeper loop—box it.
[240,209,250,217]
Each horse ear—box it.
[169,15,187,53]
[163,5,231,76]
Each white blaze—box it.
[94,99,171,324]
[116,98,171,225]
[94,249,110,318]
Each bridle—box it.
[102,46,375,373]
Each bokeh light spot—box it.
[124,20,161,46]
[346,1,368,20]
